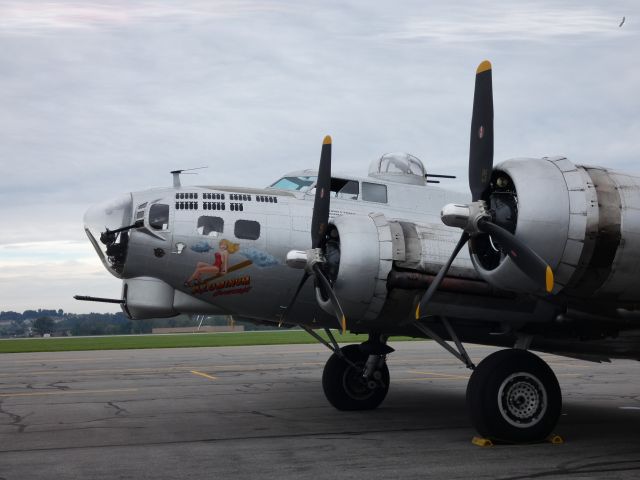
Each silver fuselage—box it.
[85,172,472,327]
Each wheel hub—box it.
[343,364,376,400]
[498,372,547,428]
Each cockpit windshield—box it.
[269,176,317,191]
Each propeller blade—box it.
[415,232,470,319]
[311,135,332,249]
[468,60,494,202]
[477,219,554,293]
[313,263,347,334]
[281,136,338,326]
[279,271,311,326]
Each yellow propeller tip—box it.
[545,266,554,293]
[476,60,492,74]
[415,305,421,320]
[323,135,332,145]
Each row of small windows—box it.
[176,192,198,200]
[230,193,251,201]
[203,202,225,211]
[256,195,277,203]
[149,205,260,240]
[176,202,198,210]
[197,216,261,240]
[203,193,225,200]
[174,202,248,211]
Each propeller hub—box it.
[441,201,490,234]
[285,248,326,273]
[285,250,308,269]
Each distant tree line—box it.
[0,309,64,321]
[0,309,278,338]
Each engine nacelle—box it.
[317,214,400,321]
[472,157,640,302]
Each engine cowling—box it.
[471,156,640,302]
[317,213,399,321]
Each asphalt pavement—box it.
[1,342,639,479]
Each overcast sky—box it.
[0,0,638,314]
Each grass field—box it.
[0,330,421,354]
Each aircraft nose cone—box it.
[83,194,134,235]
[83,193,134,277]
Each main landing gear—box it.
[323,343,391,410]
[467,348,562,443]
[300,327,392,411]
[415,317,562,443]
[304,322,562,443]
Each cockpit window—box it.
[331,178,359,200]
[362,182,387,203]
[149,204,169,230]
[269,176,316,191]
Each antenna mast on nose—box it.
[170,166,208,187]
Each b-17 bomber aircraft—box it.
[78,61,640,444]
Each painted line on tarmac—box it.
[8,356,121,364]
[0,362,326,378]
[545,362,592,369]
[190,370,217,380]
[405,370,581,380]
[395,377,467,383]
[406,370,470,380]
[0,388,138,398]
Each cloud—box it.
[385,3,628,43]
[0,241,121,313]
[0,1,285,34]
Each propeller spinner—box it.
[416,61,554,320]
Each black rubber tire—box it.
[322,344,390,411]
[466,349,562,443]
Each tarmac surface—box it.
[1,341,639,479]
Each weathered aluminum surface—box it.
[470,158,572,293]
[86,160,640,329]
[593,170,640,301]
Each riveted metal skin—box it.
[469,157,640,304]
[470,158,571,293]
[316,214,382,321]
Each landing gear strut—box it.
[466,349,562,443]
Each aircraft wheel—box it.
[466,349,561,443]
[322,344,390,411]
